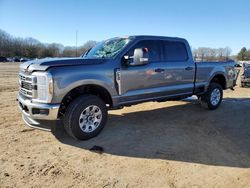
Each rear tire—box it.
[63,95,107,140]
[200,83,223,110]
[241,82,246,87]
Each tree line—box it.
[1,29,250,61]
[192,47,233,62]
[0,29,97,58]
[193,46,250,62]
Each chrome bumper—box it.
[17,93,60,120]
[17,94,60,131]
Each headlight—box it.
[32,72,53,103]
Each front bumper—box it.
[17,93,60,131]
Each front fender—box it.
[49,66,117,104]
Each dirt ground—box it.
[0,63,249,188]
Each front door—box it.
[119,40,167,103]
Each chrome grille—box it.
[21,81,32,90]
[19,74,34,98]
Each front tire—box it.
[200,83,223,110]
[63,95,108,140]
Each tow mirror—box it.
[124,48,149,66]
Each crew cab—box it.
[17,36,238,140]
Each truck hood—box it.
[20,57,104,72]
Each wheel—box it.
[63,95,108,140]
[241,82,245,87]
[200,83,223,110]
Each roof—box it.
[128,35,187,42]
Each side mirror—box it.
[124,48,149,66]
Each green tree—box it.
[245,50,250,60]
[237,47,247,61]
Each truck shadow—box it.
[53,98,250,168]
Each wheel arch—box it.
[209,74,227,90]
[58,84,113,118]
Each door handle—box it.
[185,66,193,71]
[155,68,165,73]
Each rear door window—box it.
[163,41,188,62]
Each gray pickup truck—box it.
[17,36,237,140]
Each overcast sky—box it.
[1,0,250,54]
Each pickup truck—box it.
[17,36,238,140]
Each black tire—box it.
[63,95,107,140]
[200,83,223,110]
[241,82,245,88]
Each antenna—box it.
[75,30,78,57]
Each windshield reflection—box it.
[83,38,131,59]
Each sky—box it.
[0,0,250,54]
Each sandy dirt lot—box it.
[0,63,249,188]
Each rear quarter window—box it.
[163,41,188,62]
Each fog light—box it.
[32,108,49,115]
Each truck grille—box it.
[19,74,34,98]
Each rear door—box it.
[160,40,195,95]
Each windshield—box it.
[83,38,131,59]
